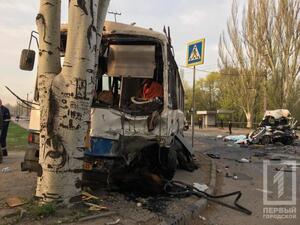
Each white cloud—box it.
[179,9,208,26]
[0,1,36,13]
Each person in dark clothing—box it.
[228,121,232,135]
[198,118,203,129]
[0,99,11,157]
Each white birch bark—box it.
[36,0,62,199]
[36,0,110,203]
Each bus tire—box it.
[161,149,177,180]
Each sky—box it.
[0,0,246,105]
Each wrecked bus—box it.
[21,21,196,189]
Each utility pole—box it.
[26,93,29,117]
[108,11,121,22]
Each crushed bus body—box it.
[21,21,197,192]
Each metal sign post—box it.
[192,66,196,147]
[186,38,205,148]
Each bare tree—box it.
[219,0,300,127]
[256,0,300,109]
[35,0,110,203]
[219,0,264,128]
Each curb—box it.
[158,154,217,225]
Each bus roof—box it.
[61,21,168,43]
[104,21,168,42]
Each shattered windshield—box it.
[92,36,164,116]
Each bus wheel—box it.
[161,149,177,180]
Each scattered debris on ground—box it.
[105,218,121,225]
[206,153,220,159]
[78,211,117,222]
[237,158,250,163]
[199,215,207,221]
[0,151,214,225]
[193,183,209,192]
[224,135,247,143]
[5,197,27,208]
[1,167,12,173]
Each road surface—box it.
[188,128,300,225]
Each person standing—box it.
[198,117,203,129]
[228,121,232,135]
[0,99,11,157]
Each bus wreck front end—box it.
[82,22,196,190]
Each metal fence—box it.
[192,121,299,130]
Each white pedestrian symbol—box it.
[189,44,201,62]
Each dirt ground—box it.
[0,144,212,225]
[0,151,36,205]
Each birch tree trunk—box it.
[36,0,110,203]
[245,111,253,129]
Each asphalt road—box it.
[186,128,300,225]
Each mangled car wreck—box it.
[248,109,298,145]
[21,21,197,192]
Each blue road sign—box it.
[186,38,205,67]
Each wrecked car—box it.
[248,109,298,145]
[21,21,197,190]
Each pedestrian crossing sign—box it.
[186,38,205,67]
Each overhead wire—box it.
[179,65,267,77]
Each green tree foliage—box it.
[184,72,221,119]
[183,68,300,126]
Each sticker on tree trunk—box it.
[75,79,89,100]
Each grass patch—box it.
[7,122,28,149]
[30,203,56,218]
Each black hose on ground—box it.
[164,180,252,215]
